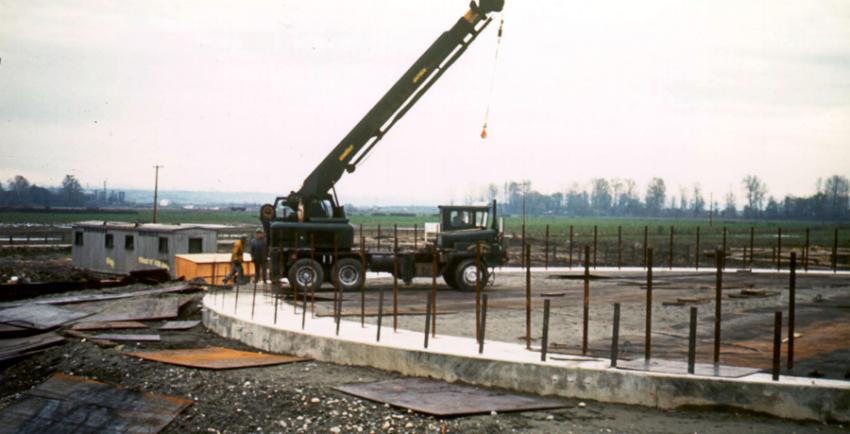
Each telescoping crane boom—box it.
[262,1,506,293]
[262,0,504,226]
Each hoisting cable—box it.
[480,16,504,140]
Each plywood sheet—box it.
[0,373,191,434]
[127,347,309,370]
[335,378,567,417]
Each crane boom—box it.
[287,1,504,215]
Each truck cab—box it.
[436,202,506,291]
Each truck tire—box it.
[453,259,489,292]
[288,258,324,293]
[332,258,365,291]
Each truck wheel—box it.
[288,258,324,293]
[332,258,365,291]
[453,259,489,292]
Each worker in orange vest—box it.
[222,236,246,287]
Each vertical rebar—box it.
[431,246,438,337]
[251,281,257,320]
[777,227,782,271]
[749,227,755,269]
[525,244,532,350]
[392,234,399,332]
[773,311,782,381]
[593,225,598,269]
[335,294,342,336]
[722,226,727,270]
[475,241,482,342]
[301,291,307,330]
[544,224,550,270]
[804,228,810,272]
[414,223,418,250]
[788,252,796,370]
[478,294,488,354]
[521,222,527,268]
[310,234,316,317]
[695,226,701,270]
[611,303,620,368]
[273,291,279,324]
[617,225,622,270]
[714,249,722,365]
[424,293,432,349]
[568,225,574,269]
[645,248,653,362]
[832,228,839,273]
[233,283,239,314]
[360,234,365,327]
[582,245,590,355]
[377,224,382,251]
[541,299,551,362]
[211,260,217,286]
[643,226,649,269]
[669,226,674,270]
[376,291,384,342]
[688,307,697,375]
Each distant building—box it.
[71,221,219,276]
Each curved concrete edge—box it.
[203,301,850,423]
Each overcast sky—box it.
[1,0,848,206]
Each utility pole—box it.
[152,165,163,223]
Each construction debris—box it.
[0,304,92,330]
[0,332,65,363]
[0,373,191,434]
[71,321,149,331]
[334,378,567,417]
[93,333,161,342]
[158,320,201,331]
[127,347,309,370]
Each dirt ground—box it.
[1,254,849,433]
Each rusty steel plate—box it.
[71,321,149,331]
[72,297,180,323]
[0,304,93,330]
[127,347,310,370]
[0,332,65,362]
[0,373,191,434]
[158,320,201,331]
[93,334,161,342]
[617,358,760,378]
[334,378,567,417]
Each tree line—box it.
[0,174,125,208]
[475,174,850,221]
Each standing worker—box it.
[250,228,268,288]
[223,236,246,288]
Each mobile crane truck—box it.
[260,0,506,293]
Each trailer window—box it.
[74,231,84,246]
[125,235,134,251]
[105,234,114,249]
[188,238,203,253]
[158,237,169,254]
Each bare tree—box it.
[591,178,612,213]
[741,175,767,217]
[645,177,666,216]
[822,175,850,219]
[691,183,705,216]
[723,190,737,218]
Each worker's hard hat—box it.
[255,228,263,233]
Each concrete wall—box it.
[203,305,850,423]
